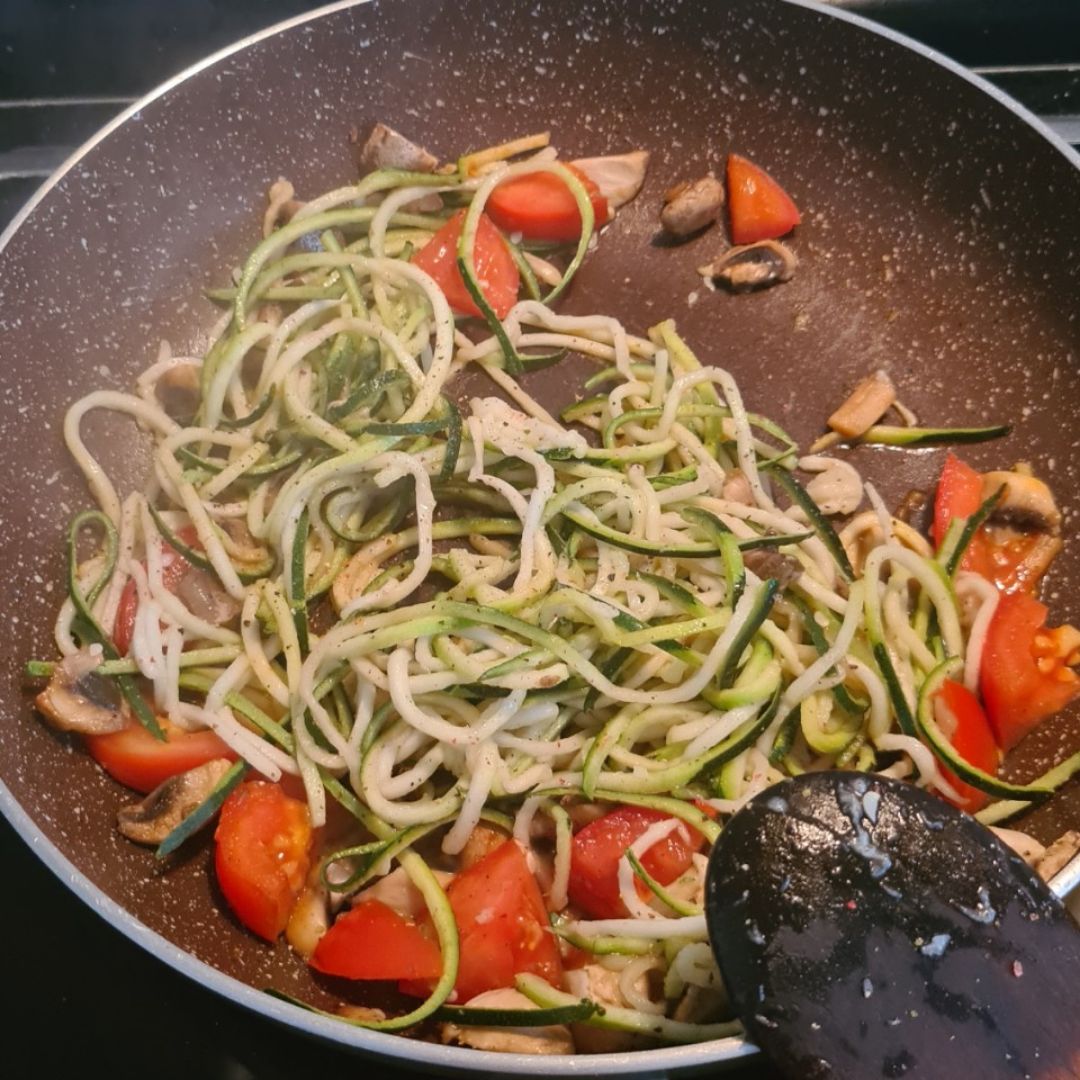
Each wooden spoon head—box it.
[704,771,1080,1079]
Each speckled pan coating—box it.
[0,0,1078,1074]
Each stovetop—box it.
[1,2,1077,1077]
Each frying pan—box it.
[1,0,1078,1075]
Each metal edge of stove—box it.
[0,0,1078,1076]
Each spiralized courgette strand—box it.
[50,158,1079,1043]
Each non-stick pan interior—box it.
[1,0,1078,1073]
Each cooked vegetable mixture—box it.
[28,127,1080,1054]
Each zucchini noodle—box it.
[36,150,1069,1053]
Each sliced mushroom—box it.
[1035,830,1080,881]
[354,865,454,920]
[743,549,803,589]
[440,988,574,1055]
[254,302,284,331]
[459,823,509,870]
[559,796,608,831]
[564,964,655,1052]
[698,239,797,293]
[154,363,202,422]
[117,758,232,845]
[571,150,650,210]
[980,467,1063,586]
[826,370,897,439]
[672,984,730,1024]
[338,1005,388,1023]
[894,489,929,526]
[174,567,241,628]
[660,175,725,237]
[36,648,126,735]
[287,864,331,959]
[357,123,438,174]
[982,469,1062,534]
[263,177,303,236]
[721,469,754,505]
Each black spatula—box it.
[704,771,1080,1079]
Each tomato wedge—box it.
[86,717,235,794]
[485,164,609,243]
[980,592,1080,751]
[310,899,442,981]
[401,839,562,1003]
[932,452,998,580]
[113,525,201,655]
[932,679,1000,813]
[726,153,801,245]
[932,453,983,551]
[214,781,312,942]
[411,208,519,320]
[567,806,702,920]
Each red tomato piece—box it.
[726,153,801,245]
[933,452,1001,580]
[932,679,1001,814]
[214,781,313,942]
[310,899,442,981]
[113,525,202,655]
[568,806,702,920]
[86,717,235,794]
[981,593,1080,751]
[932,453,983,551]
[401,839,562,1003]
[411,208,520,319]
[485,164,610,243]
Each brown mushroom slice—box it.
[286,865,331,959]
[661,175,725,237]
[980,468,1063,585]
[743,549,803,590]
[673,984,730,1024]
[338,1005,388,1023]
[357,123,438,174]
[440,988,574,1055]
[153,363,202,422]
[571,150,650,210]
[698,239,797,292]
[1035,830,1080,881]
[116,758,233,846]
[263,178,303,236]
[826,369,897,439]
[894,489,929,526]
[564,964,655,1052]
[174,566,241,628]
[459,823,510,870]
[982,469,1062,533]
[721,469,754,505]
[353,865,454,919]
[35,648,126,735]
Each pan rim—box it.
[1,0,1078,1074]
